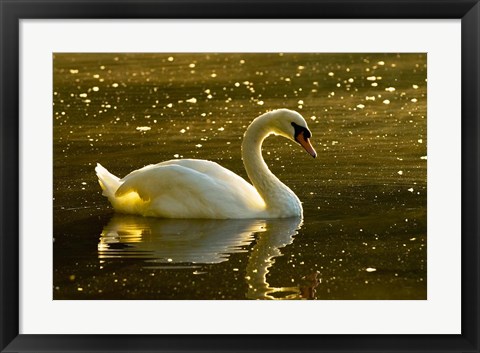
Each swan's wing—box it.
[115,163,265,218]
[121,159,261,200]
[127,159,247,184]
[116,164,210,201]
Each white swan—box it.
[95,108,316,219]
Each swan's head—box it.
[268,109,317,158]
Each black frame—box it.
[1,0,479,352]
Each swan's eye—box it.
[291,122,311,141]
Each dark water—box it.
[53,53,427,299]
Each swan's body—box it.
[96,109,316,219]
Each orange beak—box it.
[297,131,317,158]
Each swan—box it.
[95,108,316,219]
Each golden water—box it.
[53,53,426,299]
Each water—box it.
[53,53,427,299]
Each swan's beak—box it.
[297,132,317,158]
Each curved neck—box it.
[241,113,302,217]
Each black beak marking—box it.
[291,122,312,141]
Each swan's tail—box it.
[95,163,121,199]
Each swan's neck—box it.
[241,114,302,217]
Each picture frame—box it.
[1,0,478,352]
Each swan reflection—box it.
[245,217,304,299]
[98,215,313,298]
[99,215,266,264]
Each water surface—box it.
[53,53,427,299]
